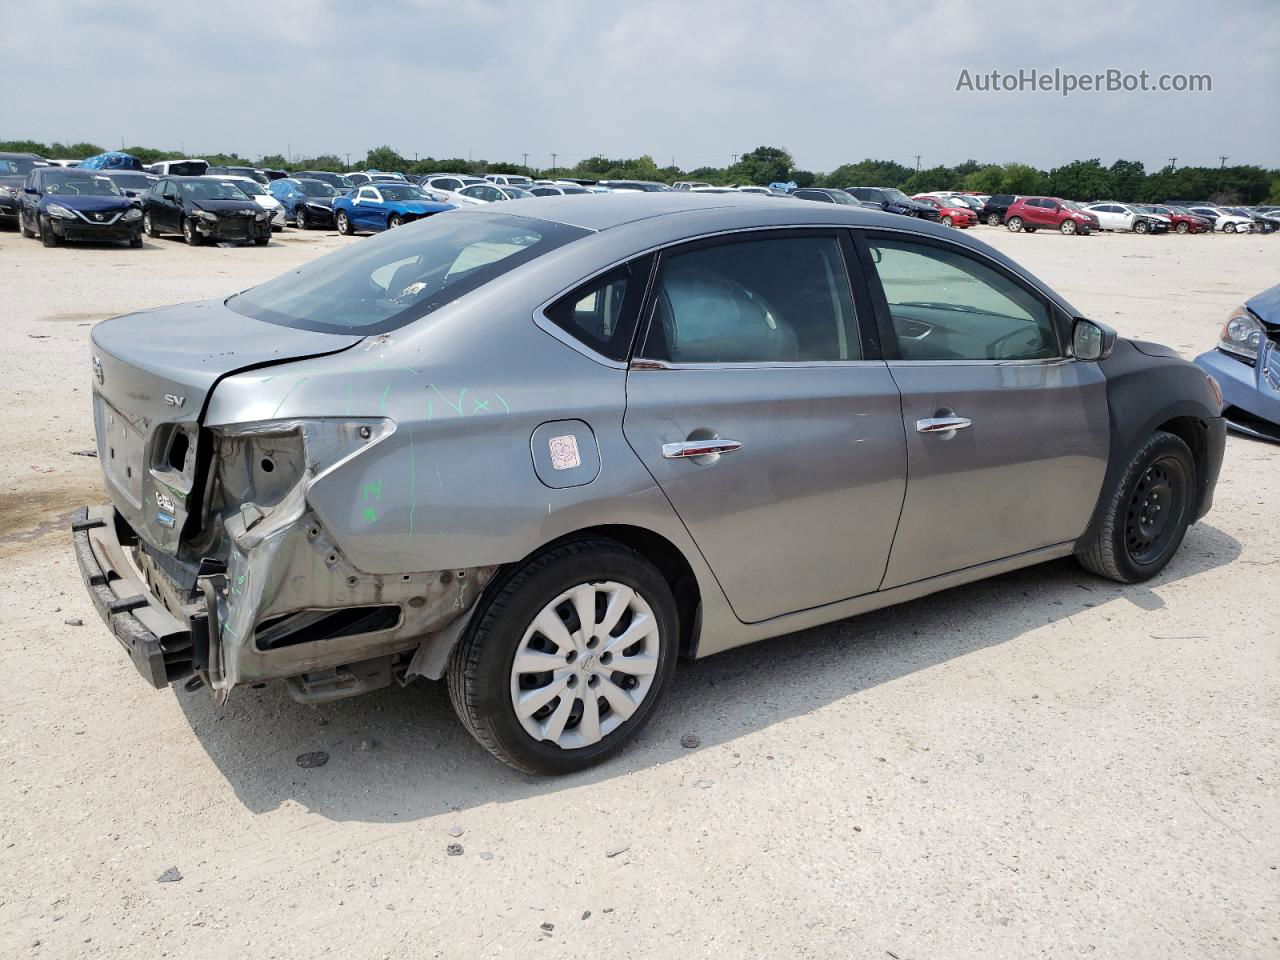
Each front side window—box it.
[640,235,859,364]
[866,237,1058,362]
[227,213,588,335]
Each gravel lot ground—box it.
[0,221,1276,960]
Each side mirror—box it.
[24,186,36,194]
[1072,318,1117,361]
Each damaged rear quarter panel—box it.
[200,286,721,686]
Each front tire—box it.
[1006,216,1024,232]
[1134,220,1149,234]
[388,214,403,229]
[143,211,161,238]
[448,539,679,775]
[1222,223,1236,234]
[1176,221,1189,234]
[295,208,308,230]
[336,210,353,236]
[1060,219,1077,235]
[182,217,202,245]
[39,215,59,247]
[941,215,953,227]
[1077,431,1196,584]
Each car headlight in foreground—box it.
[194,210,219,222]
[46,203,76,219]
[122,208,142,221]
[1219,305,1264,362]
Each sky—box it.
[3,0,1278,173]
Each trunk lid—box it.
[90,298,362,553]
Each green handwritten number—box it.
[361,480,382,502]
[363,507,378,524]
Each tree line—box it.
[4,140,1276,204]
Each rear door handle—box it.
[916,416,972,434]
[662,439,742,459]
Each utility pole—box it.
[522,152,529,170]
[551,153,558,175]
[914,154,922,171]
[1218,155,1228,169]
[731,154,738,166]
[344,153,351,171]
[1168,156,1177,172]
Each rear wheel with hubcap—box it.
[986,212,1001,226]
[143,211,161,237]
[448,539,679,774]
[336,210,353,235]
[1222,223,1236,234]
[1077,430,1196,583]
[1176,221,1189,234]
[388,214,403,229]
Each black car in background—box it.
[0,152,49,225]
[141,176,272,246]
[845,186,941,220]
[292,170,355,192]
[978,193,1018,225]
[17,167,143,247]
[792,187,869,206]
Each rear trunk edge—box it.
[80,299,493,703]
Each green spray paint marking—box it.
[428,383,466,416]
[363,507,377,524]
[271,376,310,418]
[494,392,511,414]
[472,398,490,413]
[405,427,417,540]
[379,384,391,413]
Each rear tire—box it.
[388,214,403,229]
[1006,216,1024,232]
[295,208,308,230]
[986,212,1001,226]
[1077,431,1196,583]
[254,235,269,246]
[941,215,953,227]
[19,210,35,238]
[336,210,353,236]
[447,538,679,775]
[143,210,161,238]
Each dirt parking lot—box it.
[0,223,1276,959]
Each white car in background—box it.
[527,183,592,197]
[217,175,287,230]
[1186,205,1255,233]
[1084,202,1170,233]
[419,174,488,194]
[458,183,535,203]
[484,173,535,190]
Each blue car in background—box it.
[1195,283,1280,442]
[333,182,454,235]
[268,177,341,230]
[16,166,143,247]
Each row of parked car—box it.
[5,150,1277,248]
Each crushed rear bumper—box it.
[71,505,200,688]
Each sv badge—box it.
[164,394,185,407]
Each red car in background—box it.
[1139,204,1212,234]
[911,194,976,228]
[1004,196,1100,236]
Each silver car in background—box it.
[75,194,1225,774]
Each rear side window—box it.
[640,236,859,364]
[544,261,648,361]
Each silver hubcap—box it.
[509,581,660,749]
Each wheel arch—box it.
[1076,339,1226,551]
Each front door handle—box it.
[916,416,972,434]
[662,438,742,460]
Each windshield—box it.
[44,172,123,197]
[180,180,250,200]
[106,173,153,190]
[298,180,337,197]
[228,213,590,335]
[828,190,858,205]
[230,179,267,196]
[378,184,429,202]
[503,187,534,199]
[0,158,47,176]
[1060,200,1083,211]
[883,189,912,204]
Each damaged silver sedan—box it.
[76,193,1224,774]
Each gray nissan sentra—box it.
[74,193,1226,774]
